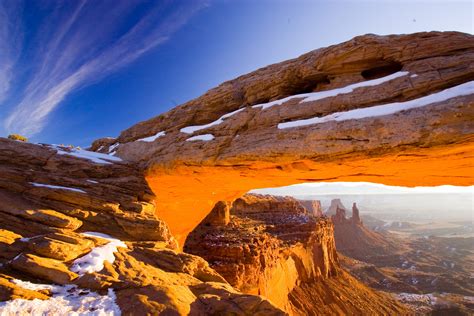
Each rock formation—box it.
[352,202,362,224]
[326,199,348,217]
[2,31,474,314]
[0,139,283,315]
[92,31,474,245]
[331,201,395,260]
[297,199,323,217]
[185,194,407,315]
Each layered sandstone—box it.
[184,194,407,315]
[0,139,283,315]
[2,31,473,314]
[92,31,474,244]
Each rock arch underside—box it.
[94,31,474,246]
[1,31,473,315]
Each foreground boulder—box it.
[92,31,474,244]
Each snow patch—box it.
[70,232,127,275]
[108,143,118,153]
[0,279,121,315]
[52,145,122,164]
[278,80,474,129]
[396,293,437,305]
[86,180,98,184]
[253,71,409,111]
[180,108,244,134]
[186,134,215,142]
[30,182,86,194]
[136,131,165,142]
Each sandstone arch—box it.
[91,31,474,246]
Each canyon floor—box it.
[332,204,474,315]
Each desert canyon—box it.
[1,31,473,315]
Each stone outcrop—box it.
[2,32,474,314]
[92,31,474,245]
[297,199,323,217]
[0,139,284,315]
[331,201,395,260]
[352,202,362,224]
[185,194,407,314]
[325,199,348,217]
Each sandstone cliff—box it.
[297,199,323,217]
[92,31,474,244]
[184,194,407,315]
[0,139,283,315]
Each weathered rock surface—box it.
[2,31,473,314]
[92,31,474,244]
[0,139,284,315]
[297,199,323,217]
[184,194,407,315]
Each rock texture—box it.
[0,139,283,315]
[184,194,407,315]
[92,31,474,244]
[331,201,397,261]
[2,32,474,315]
[297,199,323,217]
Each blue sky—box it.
[0,0,472,147]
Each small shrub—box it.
[8,134,28,142]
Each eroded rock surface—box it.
[91,31,474,244]
[184,194,407,315]
[0,139,284,315]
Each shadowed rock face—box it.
[92,31,474,245]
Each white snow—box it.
[52,145,122,164]
[108,143,119,153]
[252,71,409,111]
[186,134,215,142]
[86,180,98,184]
[70,232,127,275]
[180,108,245,134]
[278,80,474,129]
[136,131,165,142]
[0,279,121,315]
[396,293,437,305]
[30,182,86,194]
[411,74,418,78]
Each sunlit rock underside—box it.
[93,31,474,245]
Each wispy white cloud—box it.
[0,1,23,104]
[4,1,207,136]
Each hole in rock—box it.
[183,181,473,312]
[251,75,331,106]
[361,61,403,80]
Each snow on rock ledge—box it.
[51,145,123,164]
[0,279,121,316]
[186,134,215,141]
[70,232,127,275]
[30,182,87,194]
[278,80,474,129]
